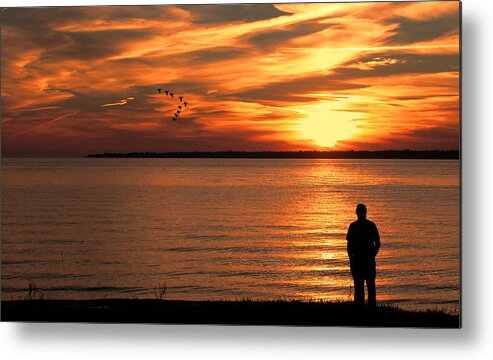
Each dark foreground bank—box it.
[1,299,459,328]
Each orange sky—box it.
[1,2,460,156]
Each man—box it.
[346,204,380,308]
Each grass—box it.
[25,280,45,301]
[153,282,168,300]
[2,282,459,327]
[0,298,460,328]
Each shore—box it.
[1,299,459,327]
[86,150,460,159]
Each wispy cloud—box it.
[12,111,78,138]
[101,97,135,107]
[1,2,460,156]
[349,57,408,71]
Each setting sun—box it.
[295,102,361,148]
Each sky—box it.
[1,1,460,156]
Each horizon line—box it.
[2,149,460,159]
[85,149,460,160]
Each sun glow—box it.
[1,2,459,155]
[295,102,361,148]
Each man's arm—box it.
[373,223,381,257]
[346,224,354,259]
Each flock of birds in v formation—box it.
[157,88,189,121]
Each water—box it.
[1,158,460,312]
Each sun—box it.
[295,103,361,148]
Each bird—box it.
[152,88,188,121]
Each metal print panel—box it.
[1,1,461,327]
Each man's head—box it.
[356,204,367,221]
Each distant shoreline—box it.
[87,150,460,159]
[1,299,460,327]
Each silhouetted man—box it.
[346,204,380,308]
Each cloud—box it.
[101,97,135,107]
[349,57,407,71]
[385,13,460,45]
[389,1,459,21]
[12,111,78,138]
[229,74,365,104]
[338,54,459,77]
[101,100,128,107]
[179,4,289,24]
[15,106,60,112]
[246,20,328,48]
[179,47,249,66]
[1,2,460,156]
[338,125,459,151]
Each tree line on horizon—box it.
[87,150,459,159]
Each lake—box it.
[1,158,460,312]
